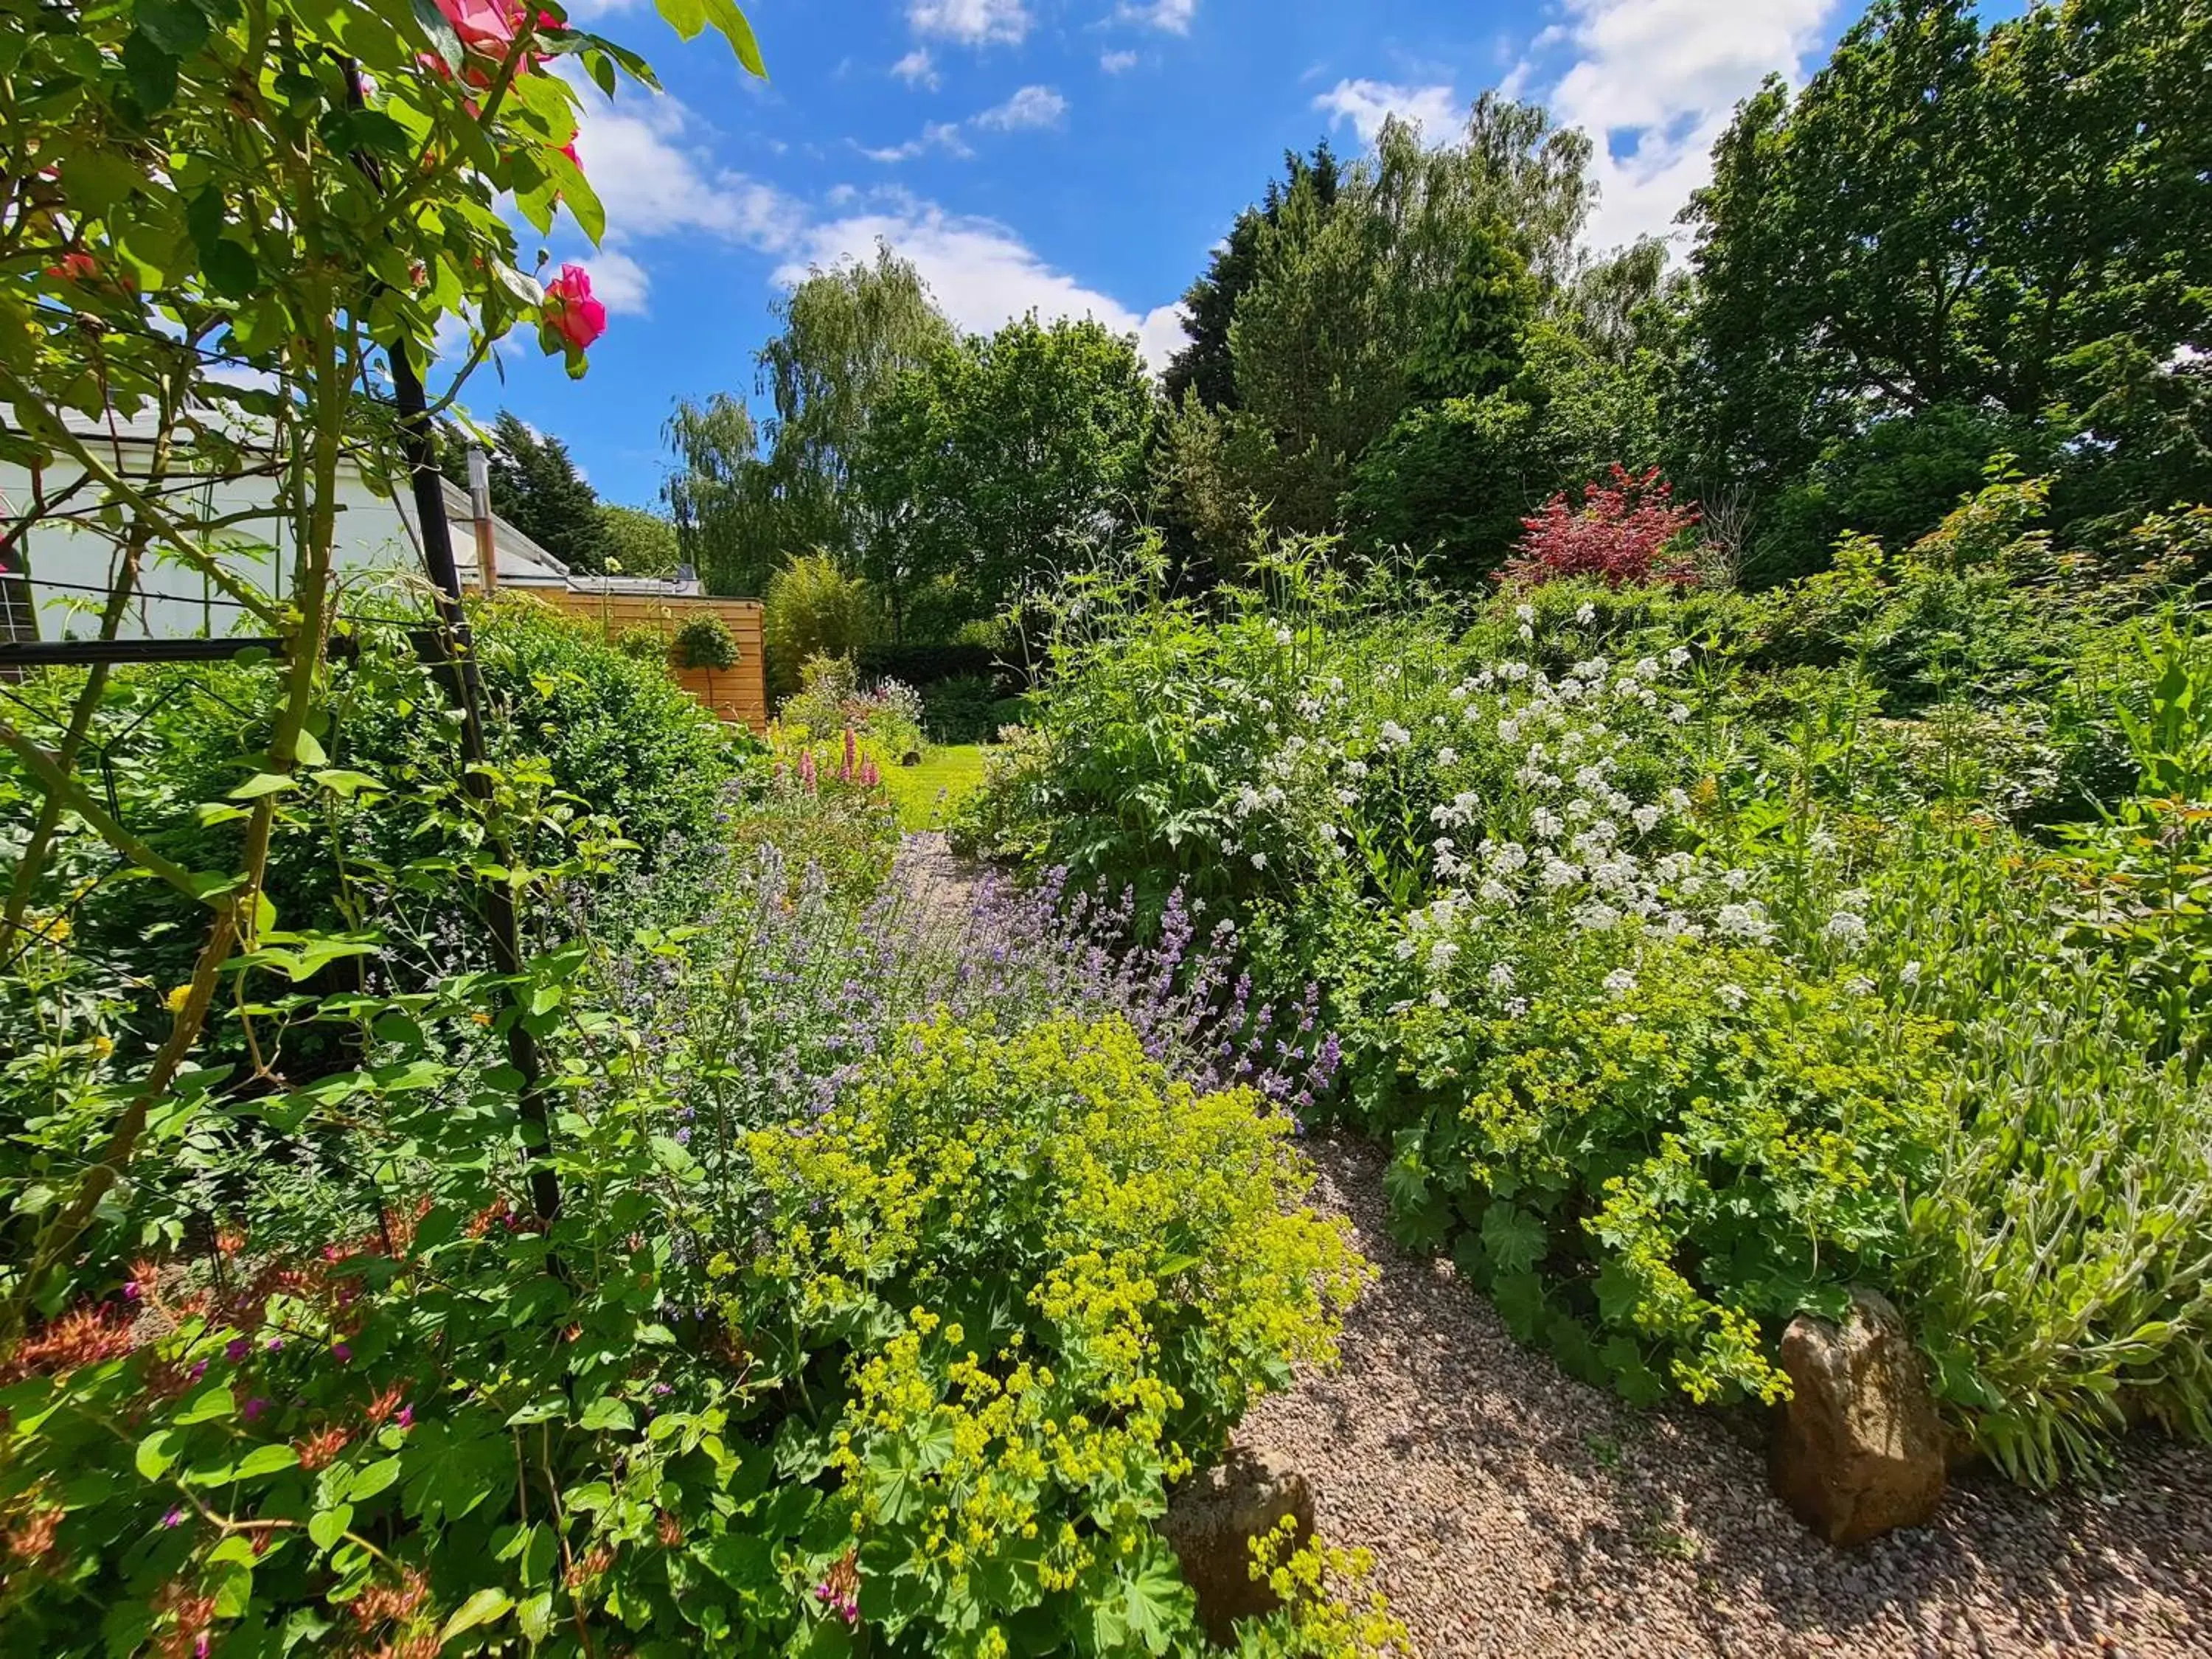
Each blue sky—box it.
[460,1,1985,509]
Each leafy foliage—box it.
[674,613,740,673]
[765,554,883,695]
[974,504,2212,1482]
[1498,467,1704,590]
[1678,0,2212,554]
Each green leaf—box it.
[1096,1540,1192,1657]
[349,1456,402,1502]
[439,1587,513,1641]
[136,1430,178,1481]
[577,1396,633,1433]
[521,1523,557,1588]
[228,771,297,801]
[291,727,327,767]
[61,153,144,218]
[698,1532,773,1593]
[700,0,766,74]
[518,1592,557,1642]
[652,0,705,39]
[122,31,180,112]
[135,0,211,57]
[175,1383,235,1425]
[234,1442,299,1479]
[211,1563,253,1618]
[207,1534,260,1568]
[1592,1259,1643,1329]
[411,0,464,69]
[307,1503,353,1551]
[1492,1270,1548,1345]
[1545,1312,1607,1388]
[1480,1202,1549,1276]
[1602,1336,1669,1407]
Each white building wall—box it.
[0,440,428,641]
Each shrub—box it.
[468,597,749,854]
[1497,465,1704,589]
[616,622,669,661]
[725,741,900,900]
[856,641,1009,692]
[0,597,749,1053]
[1905,989,2212,1486]
[971,524,2212,1483]
[764,553,880,695]
[673,611,740,672]
[920,674,1002,743]
[728,1012,1363,1653]
[780,655,926,761]
[1379,928,1947,1404]
[0,991,1364,1657]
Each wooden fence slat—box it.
[515,591,770,731]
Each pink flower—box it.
[433,0,524,55]
[543,264,607,352]
[44,251,98,284]
[332,1343,352,1363]
[161,1507,184,1528]
[560,128,582,170]
[396,1404,415,1430]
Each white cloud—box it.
[1100,49,1141,74]
[973,85,1068,131]
[892,49,940,90]
[907,0,1030,48]
[578,248,653,315]
[1533,0,1839,250]
[1113,0,1197,33]
[863,86,1066,163]
[569,85,802,248]
[1312,78,1462,146]
[1136,303,1189,375]
[861,121,975,164]
[785,201,1173,370]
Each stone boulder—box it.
[1159,1446,1315,1645]
[1770,1288,1947,1547]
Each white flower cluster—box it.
[1373,646,1809,1012]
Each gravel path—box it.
[893,830,985,939]
[1243,1136,2212,1659]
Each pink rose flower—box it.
[543,264,607,352]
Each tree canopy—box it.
[1680,0,2212,571]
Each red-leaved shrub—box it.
[1498,465,1703,588]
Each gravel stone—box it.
[1243,1136,2212,1659]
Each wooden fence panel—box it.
[521,591,769,731]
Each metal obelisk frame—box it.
[387,344,560,1224]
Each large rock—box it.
[1159,1446,1315,1645]
[1770,1288,1947,1547]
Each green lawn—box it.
[877,743,991,831]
